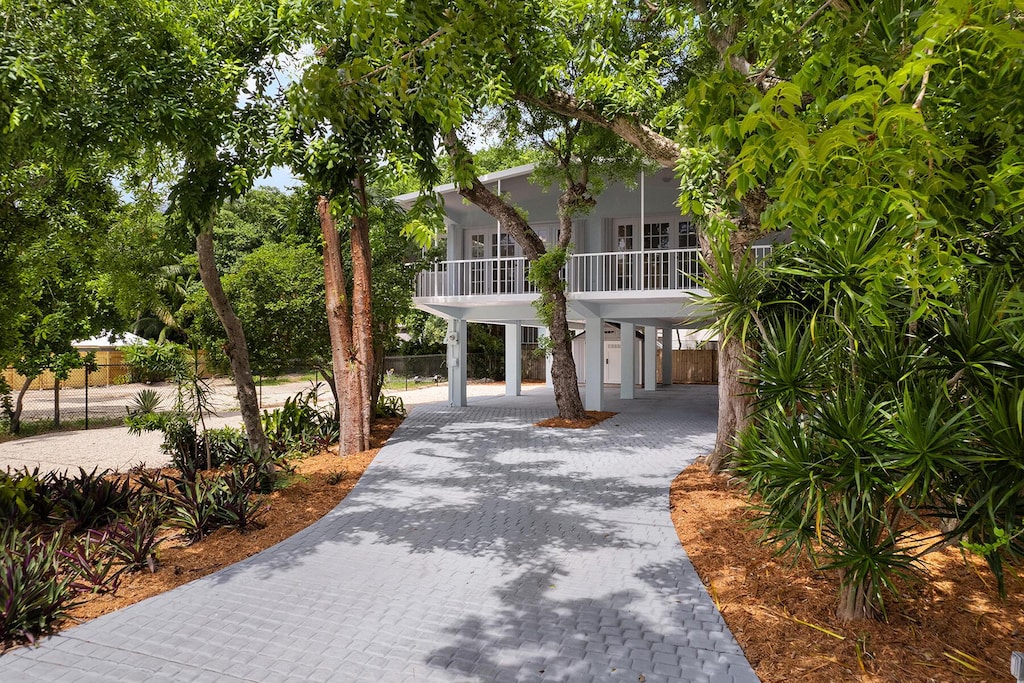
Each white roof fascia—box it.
[392,162,539,208]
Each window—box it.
[470,234,486,259]
[616,223,634,251]
[644,221,672,250]
[492,233,516,258]
[679,220,698,248]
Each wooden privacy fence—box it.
[656,349,718,384]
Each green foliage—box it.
[140,455,271,543]
[180,241,327,375]
[59,530,122,595]
[129,389,164,415]
[527,247,571,329]
[261,389,337,455]
[105,518,160,574]
[0,377,13,435]
[735,248,1024,616]
[123,341,189,384]
[50,468,134,533]
[0,528,80,647]
[0,469,57,529]
[374,394,407,419]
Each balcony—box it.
[414,247,772,300]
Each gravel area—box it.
[0,381,509,474]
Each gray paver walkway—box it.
[0,385,758,683]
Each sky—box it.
[254,166,300,191]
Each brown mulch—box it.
[670,460,1024,683]
[534,411,617,429]
[63,417,403,627]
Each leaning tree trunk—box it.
[443,130,588,420]
[195,229,270,458]
[318,196,365,455]
[11,376,31,434]
[350,173,374,450]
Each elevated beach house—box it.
[395,164,772,411]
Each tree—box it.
[4,175,126,431]
[278,1,464,453]
[3,0,284,458]
[180,240,328,374]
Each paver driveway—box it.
[0,385,758,682]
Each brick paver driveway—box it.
[0,385,758,683]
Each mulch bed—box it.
[534,411,617,429]
[670,459,1024,682]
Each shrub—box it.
[106,516,161,574]
[51,468,133,533]
[212,469,266,533]
[262,389,337,455]
[59,530,122,594]
[153,474,222,543]
[0,469,58,530]
[0,377,13,435]
[199,427,249,467]
[374,394,407,418]
[0,528,80,646]
[123,341,188,383]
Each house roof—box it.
[392,163,538,208]
[72,331,146,349]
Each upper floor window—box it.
[679,220,698,248]
[616,223,634,251]
[644,221,672,250]
[471,234,486,259]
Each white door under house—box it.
[572,325,643,385]
[605,341,622,384]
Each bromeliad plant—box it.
[0,528,80,647]
[261,388,337,455]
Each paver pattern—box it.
[0,385,758,682]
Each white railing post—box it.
[413,246,774,298]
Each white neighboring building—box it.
[396,164,771,410]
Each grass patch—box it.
[0,416,128,443]
[381,376,445,391]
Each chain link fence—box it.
[8,363,148,430]
[5,350,548,434]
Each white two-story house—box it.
[395,163,771,411]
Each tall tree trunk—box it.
[53,381,59,428]
[547,287,585,418]
[195,228,269,458]
[707,333,752,472]
[516,89,772,460]
[11,376,31,434]
[318,196,365,455]
[350,174,374,450]
[701,230,760,474]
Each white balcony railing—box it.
[414,247,773,299]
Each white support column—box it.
[620,322,636,400]
[644,325,658,391]
[447,318,468,407]
[661,326,673,387]
[540,326,554,388]
[585,317,605,411]
[505,322,522,397]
